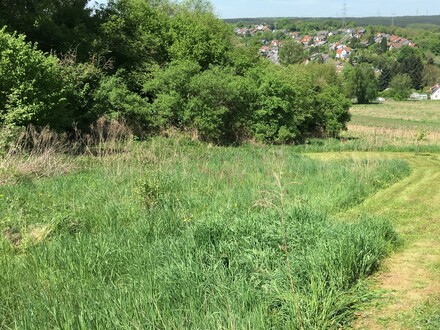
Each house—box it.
[431,84,440,100]
[259,46,270,55]
[329,42,341,51]
[335,46,352,59]
[387,35,416,50]
[234,27,249,36]
[255,24,270,31]
[301,35,313,46]
[271,40,282,47]
[290,32,301,41]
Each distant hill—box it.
[225,15,440,28]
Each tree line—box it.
[226,15,440,30]
[1,0,352,145]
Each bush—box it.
[60,55,107,131]
[249,63,351,143]
[92,74,149,133]
[184,66,257,143]
[0,28,68,129]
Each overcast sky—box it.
[209,0,438,19]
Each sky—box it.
[93,1,439,19]
[209,0,439,19]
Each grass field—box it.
[294,100,440,153]
[346,100,440,150]
[1,100,440,329]
[0,136,411,329]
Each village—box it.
[234,23,440,100]
[235,24,415,64]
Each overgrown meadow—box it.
[0,137,410,329]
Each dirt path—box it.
[309,152,440,329]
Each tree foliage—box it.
[0,28,67,129]
[168,9,233,69]
[278,40,306,66]
[99,0,171,70]
[378,65,393,91]
[0,0,353,145]
[0,0,99,60]
[390,73,412,100]
[346,63,378,104]
[399,55,424,90]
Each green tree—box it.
[60,56,106,131]
[244,63,309,144]
[0,0,99,60]
[179,0,214,12]
[248,63,350,143]
[380,37,388,53]
[396,46,418,63]
[92,74,148,130]
[184,67,256,143]
[278,40,305,66]
[389,73,412,101]
[99,0,170,70]
[143,60,201,128]
[302,63,351,136]
[423,64,440,87]
[399,55,424,90]
[428,37,440,56]
[346,63,378,104]
[168,9,233,69]
[378,65,393,91]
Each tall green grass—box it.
[0,138,410,329]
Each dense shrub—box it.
[92,74,149,133]
[249,63,351,143]
[144,60,202,129]
[0,28,67,130]
[184,66,257,143]
[168,9,233,69]
[0,1,352,145]
[60,56,107,131]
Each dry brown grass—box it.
[0,118,133,185]
[346,100,440,150]
[345,124,440,148]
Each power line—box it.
[342,1,347,27]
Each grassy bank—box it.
[0,138,410,329]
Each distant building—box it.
[410,92,428,101]
[335,46,352,59]
[431,84,440,100]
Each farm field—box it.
[346,100,440,150]
[0,101,439,329]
